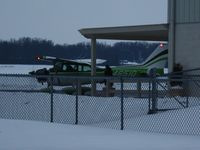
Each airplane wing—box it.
[74,58,107,64]
[36,56,106,65]
[36,56,92,65]
[36,56,57,62]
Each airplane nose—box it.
[35,68,49,75]
[30,68,49,84]
[29,70,36,75]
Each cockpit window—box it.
[67,65,73,71]
[71,65,77,71]
[54,62,89,72]
[54,62,62,71]
[62,64,77,72]
[63,64,67,71]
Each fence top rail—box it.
[0,73,149,79]
[0,74,152,83]
[1,73,200,82]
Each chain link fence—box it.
[0,74,199,135]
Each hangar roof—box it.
[79,23,169,41]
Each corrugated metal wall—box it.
[175,0,200,23]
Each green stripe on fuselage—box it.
[112,67,147,76]
[112,67,164,77]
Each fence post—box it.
[137,80,141,97]
[75,79,79,125]
[50,76,54,123]
[152,77,157,113]
[186,79,189,108]
[148,68,158,114]
[148,80,151,112]
[120,76,124,130]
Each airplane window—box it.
[83,66,91,72]
[78,65,82,72]
[62,64,67,71]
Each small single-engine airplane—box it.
[30,43,168,86]
[29,57,106,86]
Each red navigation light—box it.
[159,43,164,48]
[36,56,41,60]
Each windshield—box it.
[54,62,62,71]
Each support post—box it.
[91,38,96,96]
[168,0,176,72]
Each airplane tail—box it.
[112,43,168,76]
[142,43,168,69]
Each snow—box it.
[0,64,200,149]
[0,119,200,150]
[0,64,52,74]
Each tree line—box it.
[0,37,159,66]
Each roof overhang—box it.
[79,23,169,41]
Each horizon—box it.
[0,36,162,46]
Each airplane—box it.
[30,43,168,86]
[29,56,105,86]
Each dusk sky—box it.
[0,0,168,44]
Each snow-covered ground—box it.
[0,64,52,74]
[0,90,199,133]
[0,119,200,150]
[0,64,200,149]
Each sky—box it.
[0,0,168,45]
